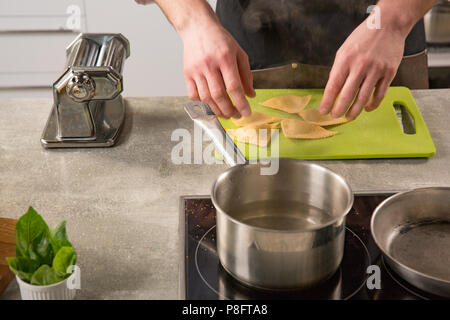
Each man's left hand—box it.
[319,19,405,120]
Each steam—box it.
[242,0,371,31]
[240,0,374,66]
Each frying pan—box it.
[185,101,354,290]
[371,187,450,297]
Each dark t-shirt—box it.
[216,0,426,69]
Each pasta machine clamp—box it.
[41,33,130,148]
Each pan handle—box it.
[184,101,247,167]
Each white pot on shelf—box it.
[16,267,79,300]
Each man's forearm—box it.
[154,0,219,36]
[377,0,437,37]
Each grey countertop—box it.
[1,90,449,299]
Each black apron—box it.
[216,0,427,70]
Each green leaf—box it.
[30,265,65,286]
[15,207,53,266]
[11,207,77,286]
[50,221,72,254]
[6,257,40,283]
[52,246,77,275]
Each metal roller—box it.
[65,38,100,68]
[95,36,128,74]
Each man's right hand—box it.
[180,22,255,118]
[153,0,255,118]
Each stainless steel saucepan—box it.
[185,101,353,290]
[371,187,450,297]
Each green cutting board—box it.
[217,87,436,160]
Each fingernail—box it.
[241,107,251,117]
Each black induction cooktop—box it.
[180,194,444,300]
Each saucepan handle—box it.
[184,101,247,167]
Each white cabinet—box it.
[0,0,85,32]
[0,32,77,88]
[0,0,220,97]
[0,0,86,90]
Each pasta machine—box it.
[41,33,130,148]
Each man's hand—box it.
[319,22,404,120]
[154,0,255,119]
[181,23,255,118]
[320,0,437,120]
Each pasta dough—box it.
[260,95,312,113]
[281,119,337,139]
[227,124,274,147]
[299,108,348,126]
[232,111,279,127]
[269,121,281,129]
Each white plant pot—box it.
[16,268,79,300]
